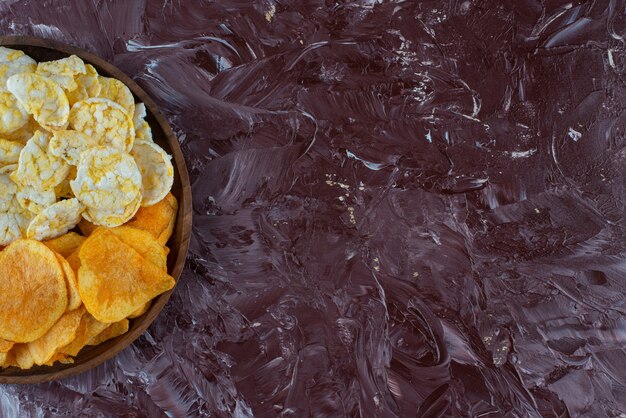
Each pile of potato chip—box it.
[0,47,179,369]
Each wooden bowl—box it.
[0,36,192,384]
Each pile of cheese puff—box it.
[0,47,178,369]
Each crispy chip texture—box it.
[69,98,134,151]
[26,198,84,241]
[0,240,67,342]
[97,76,134,116]
[16,184,56,214]
[0,138,23,165]
[43,232,85,258]
[107,226,167,271]
[6,73,70,130]
[77,218,98,236]
[0,91,29,134]
[59,313,109,357]
[49,130,98,166]
[126,192,178,245]
[27,307,84,366]
[88,318,129,346]
[3,116,41,143]
[132,102,152,142]
[128,301,150,319]
[78,229,175,323]
[71,145,142,211]
[36,55,86,92]
[131,141,173,207]
[56,253,82,311]
[0,188,31,246]
[0,47,36,92]
[13,130,70,189]
[82,192,141,228]
[0,338,14,353]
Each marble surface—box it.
[1,0,626,416]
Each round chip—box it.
[49,130,98,166]
[4,117,41,144]
[70,146,142,210]
[82,192,141,227]
[107,226,168,271]
[131,141,173,207]
[132,103,152,142]
[26,198,84,241]
[13,130,70,189]
[55,165,76,199]
[26,306,84,366]
[69,98,134,151]
[0,47,37,92]
[0,138,23,165]
[77,229,175,323]
[0,239,68,343]
[16,184,57,214]
[97,76,134,116]
[66,64,101,105]
[126,192,178,245]
[0,173,17,212]
[0,92,29,134]
[36,55,87,92]
[6,73,70,130]
[0,183,31,246]
[0,164,16,175]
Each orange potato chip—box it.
[78,229,175,323]
[27,307,85,365]
[0,351,11,368]
[77,217,98,236]
[66,248,81,274]
[125,192,178,245]
[0,240,68,342]
[44,352,74,366]
[128,301,150,319]
[12,344,35,369]
[105,226,167,272]
[58,312,109,357]
[0,338,14,353]
[87,318,129,346]
[55,253,82,311]
[43,232,86,258]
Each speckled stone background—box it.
[1,1,626,417]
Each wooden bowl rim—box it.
[0,35,192,384]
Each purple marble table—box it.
[1,0,625,416]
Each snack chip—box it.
[132,103,152,142]
[82,192,141,228]
[55,252,82,311]
[0,91,29,134]
[126,192,178,246]
[54,165,76,199]
[78,229,174,323]
[6,73,70,130]
[26,198,84,241]
[0,50,178,369]
[0,338,14,353]
[26,307,85,366]
[43,232,85,258]
[16,184,56,214]
[0,240,67,342]
[107,226,168,272]
[128,301,150,319]
[0,47,36,92]
[131,141,174,207]
[49,129,98,166]
[69,98,134,151]
[58,313,110,357]
[36,55,87,92]
[12,130,70,189]
[0,138,23,165]
[71,145,141,210]
[87,318,129,346]
[97,76,135,116]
